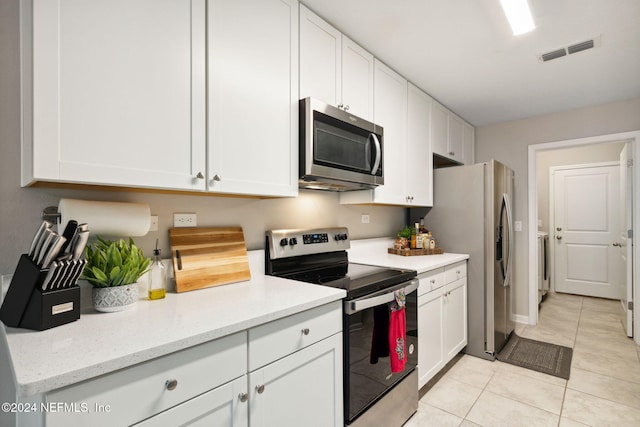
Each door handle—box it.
[556,235,562,240]
[370,134,381,175]
[556,227,562,231]
[613,242,621,247]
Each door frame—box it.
[527,130,639,346]
[548,161,620,295]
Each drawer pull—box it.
[165,379,178,391]
[256,384,265,394]
[430,279,435,284]
[238,393,248,403]
[456,270,461,274]
[301,328,310,336]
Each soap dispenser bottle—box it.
[148,239,167,300]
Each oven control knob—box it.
[335,233,348,241]
[334,234,341,241]
[279,238,288,247]
[289,237,298,246]
[342,233,348,240]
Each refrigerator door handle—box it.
[502,193,514,288]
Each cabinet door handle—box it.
[301,328,310,335]
[195,172,205,179]
[256,384,265,394]
[344,104,350,111]
[165,379,178,391]
[449,151,454,156]
[337,103,344,109]
[238,393,248,403]
[212,174,222,182]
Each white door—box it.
[134,376,248,427]
[619,143,634,336]
[369,59,407,205]
[208,0,298,197]
[553,164,621,299]
[443,279,467,360]
[299,4,341,106]
[29,0,207,190]
[341,36,374,121]
[249,334,343,427]
[417,287,443,388]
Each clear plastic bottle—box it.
[148,240,166,300]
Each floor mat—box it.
[497,333,572,380]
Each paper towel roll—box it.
[58,199,151,237]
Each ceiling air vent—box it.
[540,48,567,62]
[567,39,595,55]
[538,36,600,63]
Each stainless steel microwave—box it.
[299,97,383,191]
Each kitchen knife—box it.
[28,221,51,259]
[58,220,78,254]
[42,235,66,269]
[47,261,67,291]
[52,259,71,290]
[71,230,90,260]
[41,261,59,291]
[36,229,56,266]
[31,222,52,262]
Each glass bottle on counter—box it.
[148,240,166,300]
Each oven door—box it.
[343,279,418,424]
[300,98,383,189]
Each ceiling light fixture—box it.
[500,0,536,35]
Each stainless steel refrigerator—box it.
[425,160,515,360]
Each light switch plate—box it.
[149,216,159,231]
[361,214,370,224]
[514,220,522,232]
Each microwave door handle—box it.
[370,133,381,175]
[345,279,418,315]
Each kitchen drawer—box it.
[444,261,466,283]
[248,301,342,371]
[418,268,445,296]
[46,332,247,427]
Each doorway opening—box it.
[527,131,639,345]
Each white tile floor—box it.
[407,292,640,427]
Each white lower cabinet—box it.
[249,333,343,427]
[134,376,248,427]
[35,301,343,427]
[417,261,467,388]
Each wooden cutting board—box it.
[169,227,251,293]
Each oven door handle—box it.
[344,279,418,315]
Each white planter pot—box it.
[92,283,138,312]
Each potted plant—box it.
[395,225,412,249]
[83,237,151,312]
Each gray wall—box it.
[0,1,404,276]
[475,97,640,319]
[536,142,625,235]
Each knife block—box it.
[0,254,80,331]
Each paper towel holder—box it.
[42,206,61,224]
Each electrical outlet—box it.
[514,220,522,232]
[149,215,159,231]
[361,214,370,224]
[174,213,197,227]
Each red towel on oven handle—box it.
[389,306,406,373]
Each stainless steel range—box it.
[266,227,419,427]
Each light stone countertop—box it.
[0,250,345,397]
[348,238,469,274]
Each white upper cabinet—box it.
[340,36,375,120]
[22,0,207,191]
[463,122,475,165]
[299,5,341,107]
[340,60,408,206]
[431,100,474,165]
[22,0,298,197]
[406,83,433,206]
[208,0,298,197]
[299,5,374,120]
